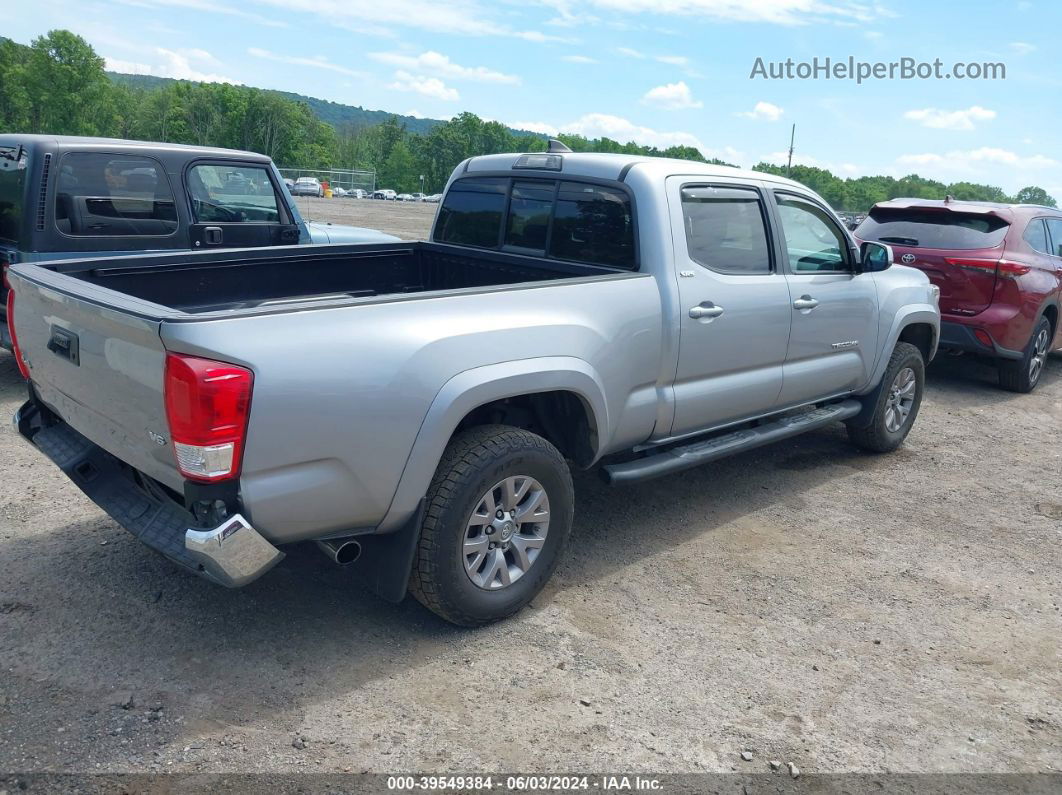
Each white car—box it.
[291,177,324,197]
[373,189,397,201]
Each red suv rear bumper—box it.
[939,303,1026,360]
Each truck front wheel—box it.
[409,425,574,626]
[846,341,925,453]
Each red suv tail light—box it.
[4,267,30,379]
[164,353,253,482]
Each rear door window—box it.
[549,182,635,269]
[1044,218,1062,257]
[435,178,508,248]
[681,186,771,274]
[188,164,283,223]
[0,143,27,245]
[55,153,177,237]
[856,208,1009,250]
[1024,218,1050,253]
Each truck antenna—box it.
[786,123,796,177]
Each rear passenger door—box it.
[185,162,299,249]
[667,177,792,436]
[771,192,878,404]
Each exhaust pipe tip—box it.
[316,537,362,566]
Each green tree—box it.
[1013,185,1057,207]
[22,30,111,135]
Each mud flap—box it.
[346,500,426,602]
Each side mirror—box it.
[860,241,893,273]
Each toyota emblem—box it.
[901,253,916,264]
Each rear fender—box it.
[376,356,609,534]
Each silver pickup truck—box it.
[8,149,940,625]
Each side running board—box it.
[602,399,862,485]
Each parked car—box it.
[409,192,427,202]
[332,186,348,198]
[290,176,324,197]
[283,177,294,189]
[856,197,1062,392]
[426,193,443,203]
[396,193,414,202]
[8,148,939,626]
[0,136,398,349]
[372,189,397,201]
[345,188,367,199]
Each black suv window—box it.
[435,178,508,248]
[1024,218,1050,253]
[55,153,177,237]
[549,182,634,269]
[856,208,1009,250]
[188,164,283,223]
[681,186,771,274]
[0,144,27,245]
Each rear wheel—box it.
[409,425,573,627]
[998,317,1051,393]
[847,342,925,453]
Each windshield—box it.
[856,208,1009,250]
[0,144,27,245]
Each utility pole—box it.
[786,123,796,177]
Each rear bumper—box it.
[14,400,283,587]
[939,319,1023,360]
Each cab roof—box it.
[0,134,272,164]
[463,151,808,190]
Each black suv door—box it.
[186,162,300,249]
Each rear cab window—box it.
[0,142,27,249]
[55,153,178,238]
[435,176,636,270]
[680,186,772,275]
[856,208,1010,250]
[188,164,284,223]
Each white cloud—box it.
[617,46,646,59]
[247,48,367,78]
[368,51,519,84]
[115,0,287,28]
[896,148,1058,172]
[738,101,784,121]
[388,70,460,101]
[1010,41,1037,55]
[761,151,822,168]
[253,0,563,41]
[561,54,598,63]
[655,54,689,66]
[642,81,702,110]
[105,48,239,83]
[903,105,996,131]
[581,0,885,25]
[510,120,562,135]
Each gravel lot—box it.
[0,201,1060,779]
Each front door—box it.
[668,178,792,436]
[771,191,878,405]
[186,162,299,249]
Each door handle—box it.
[793,295,819,311]
[203,226,223,245]
[689,303,724,320]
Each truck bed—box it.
[38,242,613,314]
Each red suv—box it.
[856,198,1062,392]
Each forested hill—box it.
[108,72,487,137]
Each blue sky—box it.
[10,0,1062,197]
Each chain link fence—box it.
[277,167,376,194]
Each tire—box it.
[409,425,574,626]
[847,342,925,453]
[998,317,1052,393]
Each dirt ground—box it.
[0,201,1060,780]
[291,195,438,240]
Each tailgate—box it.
[8,268,182,490]
[886,244,1001,316]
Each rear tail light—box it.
[164,353,253,482]
[3,267,30,379]
[974,329,994,348]
[943,257,1030,278]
